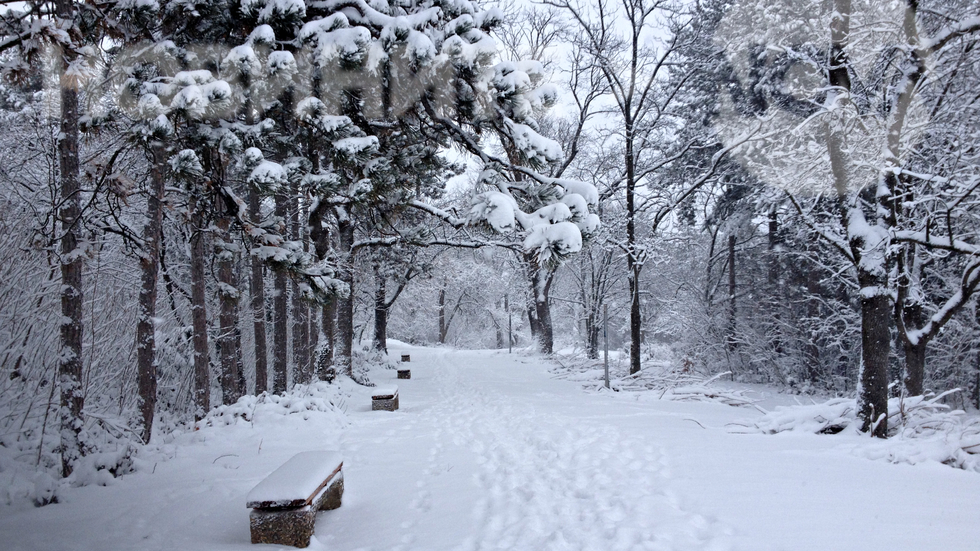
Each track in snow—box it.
[419,350,734,551]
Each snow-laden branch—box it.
[919,15,980,54]
[408,199,466,228]
[904,259,980,346]
[891,230,980,256]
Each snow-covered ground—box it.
[2,345,979,550]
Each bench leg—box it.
[372,396,399,411]
[250,506,316,548]
[319,473,344,511]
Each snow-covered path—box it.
[2,346,980,550]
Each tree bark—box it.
[216,212,241,406]
[317,299,336,381]
[727,233,737,351]
[974,306,980,410]
[903,338,926,397]
[189,194,210,420]
[309,297,319,375]
[524,253,554,354]
[136,145,166,443]
[273,193,289,393]
[767,210,783,358]
[533,268,555,355]
[625,124,641,375]
[858,270,891,438]
[248,189,268,394]
[335,216,355,377]
[438,287,448,344]
[628,265,641,375]
[826,0,890,437]
[373,265,388,353]
[586,309,600,360]
[291,188,310,385]
[308,200,334,382]
[55,1,84,475]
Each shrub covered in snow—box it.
[199,380,350,427]
[551,353,760,409]
[0,379,355,507]
[731,390,980,471]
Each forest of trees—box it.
[1,0,979,481]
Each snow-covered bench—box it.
[372,385,399,411]
[247,451,344,548]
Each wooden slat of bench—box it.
[247,451,343,509]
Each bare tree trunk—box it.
[767,210,783,358]
[526,301,539,339]
[586,310,599,360]
[858,270,891,438]
[438,287,448,344]
[136,145,166,443]
[189,195,210,420]
[583,259,599,360]
[727,234,737,351]
[309,297,319,374]
[291,188,310,385]
[825,0,888,437]
[523,253,554,354]
[273,193,289,393]
[235,323,246,396]
[900,299,926,396]
[533,268,555,355]
[625,130,641,375]
[308,200,334,382]
[903,339,926,397]
[974,306,980,410]
[336,216,355,377]
[216,211,240,405]
[317,299,336,381]
[55,3,84,475]
[248,189,268,394]
[628,268,641,374]
[373,265,388,353]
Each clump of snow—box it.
[333,136,379,157]
[248,24,276,46]
[248,160,288,192]
[731,390,980,471]
[523,221,583,261]
[200,381,350,428]
[526,202,572,226]
[559,192,588,221]
[506,121,562,166]
[168,149,203,177]
[469,191,517,232]
[223,45,260,78]
[557,179,599,206]
[267,50,297,76]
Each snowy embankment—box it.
[553,354,980,472]
[2,345,980,551]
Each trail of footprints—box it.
[424,353,734,551]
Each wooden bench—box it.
[371,385,399,411]
[400,354,410,362]
[247,451,344,548]
[397,369,411,379]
